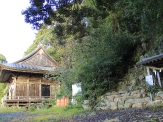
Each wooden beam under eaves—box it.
[147,67,150,75]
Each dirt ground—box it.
[65,108,163,122]
[1,108,163,122]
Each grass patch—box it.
[146,118,160,122]
[28,105,85,121]
[0,107,23,113]
[146,105,163,110]
[0,105,85,121]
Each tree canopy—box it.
[23,0,163,37]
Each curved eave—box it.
[137,53,163,66]
[1,66,49,74]
[1,63,56,74]
[0,66,51,83]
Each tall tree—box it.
[23,0,163,37]
[22,0,98,40]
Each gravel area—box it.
[71,108,163,122]
[0,112,36,122]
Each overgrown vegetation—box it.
[147,105,163,110]
[0,83,7,100]
[0,107,23,114]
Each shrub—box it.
[29,106,36,112]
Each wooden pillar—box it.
[0,68,2,76]
[146,67,153,101]
[39,78,41,98]
[50,83,52,99]
[157,71,162,88]
[10,76,17,99]
[13,77,16,99]
[9,83,11,99]
[146,67,150,75]
[27,77,29,99]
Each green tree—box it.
[23,0,163,38]
[73,26,136,106]
[0,54,7,63]
[22,0,98,40]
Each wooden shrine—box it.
[137,54,163,88]
[0,45,60,106]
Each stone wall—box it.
[98,90,163,110]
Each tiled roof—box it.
[0,63,56,82]
[3,63,55,71]
[14,45,58,66]
[0,63,56,75]
[137,53,163,66]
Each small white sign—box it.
[72,83,82,104]
[145,75,153,85]
[72,83,82,96]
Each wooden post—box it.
[13,77,17,99]
[9,83,11,99]
[146,67,153,101]
[27,77,29,99]
[13,82,16,99]
[0,68,2,76]
[39,78,41,99]
[157,71,162,88]
[147,67,150,75]
[17,100,19,107]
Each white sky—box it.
[0,0,36,63]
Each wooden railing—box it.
[2,96,55,107]
[7,96,51,99]
[5,96,53,101]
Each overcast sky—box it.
[0,0,36,63]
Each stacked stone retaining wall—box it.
[98,90,163,110]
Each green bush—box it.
[0,83,7,99]
[29,106,36,112]
[49,99,56,106]
[56,83,71,99]
[75,26,136,107]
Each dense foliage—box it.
[0,54,7,64]
[24,0,163,107]
[0,83,7,99]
